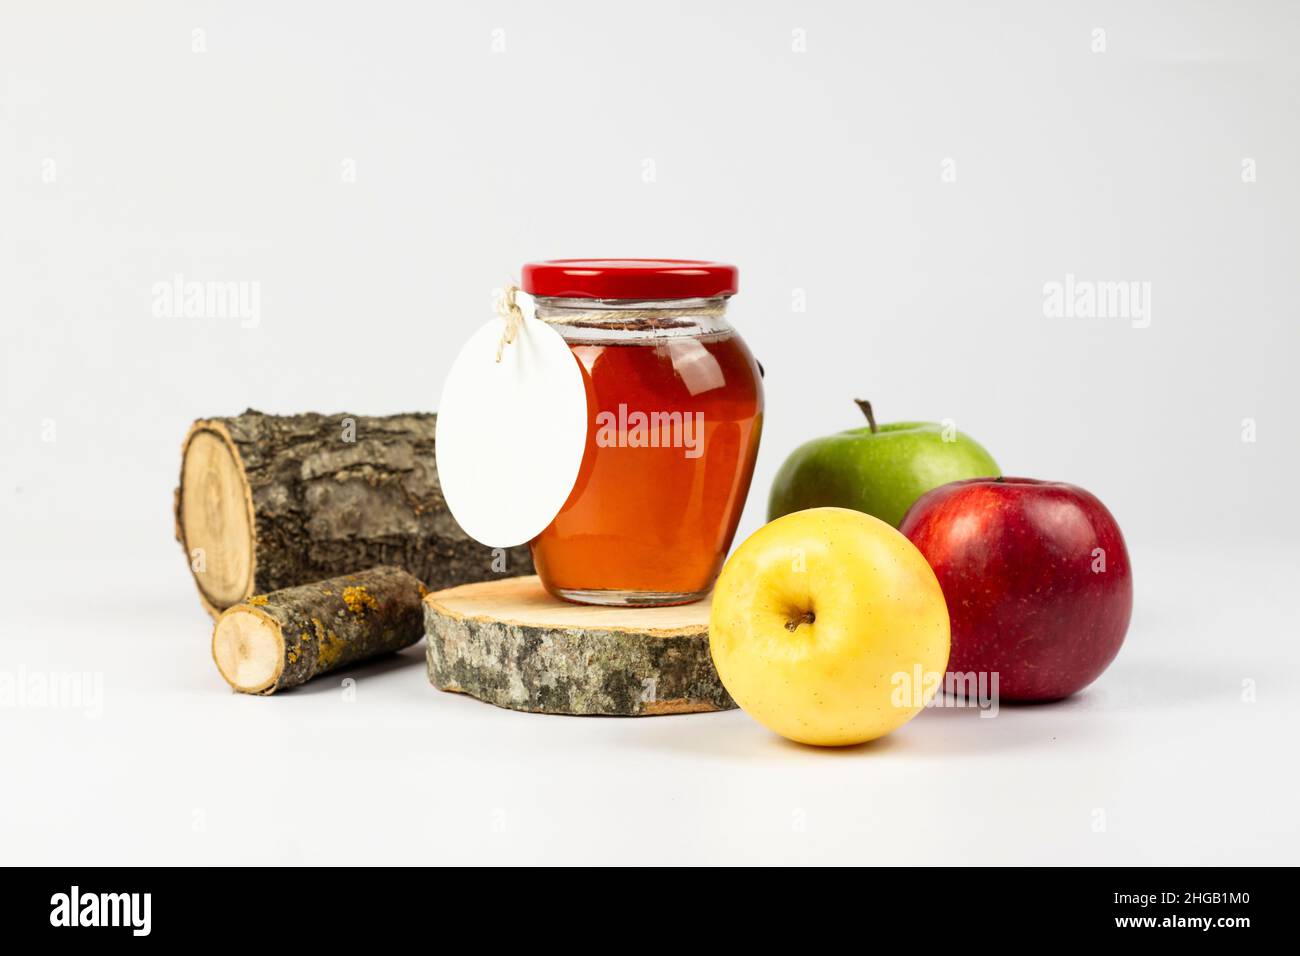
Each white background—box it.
[2,1,1297,865]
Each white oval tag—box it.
[435,299,589,549]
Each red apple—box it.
[899,477,1132,701]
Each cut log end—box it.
[212,607,284,694]
[179,425,255,612]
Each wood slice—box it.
[424,576,734,716]
[174,410,532,617]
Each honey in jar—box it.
[522,260,764,606]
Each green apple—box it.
[768,400,1001,528]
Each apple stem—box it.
[854,399,879,434]
[785,610,816,632]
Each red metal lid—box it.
[520,259,739,300]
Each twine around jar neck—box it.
[495,283,727,362]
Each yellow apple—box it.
[709,507,950,746]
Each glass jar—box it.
[522,260,764,607]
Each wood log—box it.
[212,566,426,694]
[424,576,735,716]
[175,409,531,616]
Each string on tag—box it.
[495,283,524,363]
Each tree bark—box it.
[175,409,531,616]
[424,576,735,716]
[212,566,426,694]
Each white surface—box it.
[1,544,1296,866]
[2,1,1298,864]
[436,306,587,548]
